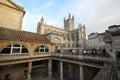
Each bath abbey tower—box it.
[64,14,74,31]
[37,14,87,53]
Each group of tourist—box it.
[82,48,109,57]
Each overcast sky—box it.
[13,0,120,35]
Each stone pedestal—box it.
[69,64,73,78]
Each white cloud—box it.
[14,0,120,35]
[62,0,120,35]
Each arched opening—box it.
[34,46,49,53]
[71,33,74,41]
[0,44,29,54]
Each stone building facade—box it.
[88,32,105,49]
[37,14,87,53]
[0,26,51,80]
[104,25,120,59]
[0,1,51,79]
[0,0,25,30]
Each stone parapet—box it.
[93,62,119,80]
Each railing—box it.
[0,53,51,61]
[0,53,29,58]
[34,52,51,57]
[51,53,112,61]
[0,52,112,62]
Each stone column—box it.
[60,61,63,80]
[48,59,52,80]
[69,64,73,79]
[27,62,32,80]
[80,65,83,80]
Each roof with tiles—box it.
[0,27,50,43]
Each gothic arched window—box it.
[67,34,70,41]
[71,33,74,41]
[0,44,29,54]
[76,32,79,41]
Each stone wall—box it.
[93,63,113,80]
[0,0,24,30]
[83,66,100,80]
[0,63,26,80]
[0,40,51,55]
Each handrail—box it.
[0,53,29,58]
[51,53,112,61]
[0,53,51,61]
[0,53,111,62]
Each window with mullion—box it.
[12,47,21,53]
[0,44,28,54]
[34,46,49,53]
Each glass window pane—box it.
[12,48,20,53]
[34,46,49,53]
[6,45,11,48]
[40,46,44,48]
[22,48,28,53]
[0,48,11,54]
[40,49,44,52]
[13,44,20,47]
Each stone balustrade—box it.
[0,53,51,61]
[0,53,29,58]
[0,53,111,62]
[34,52,50,57]
[51,53,112,62]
